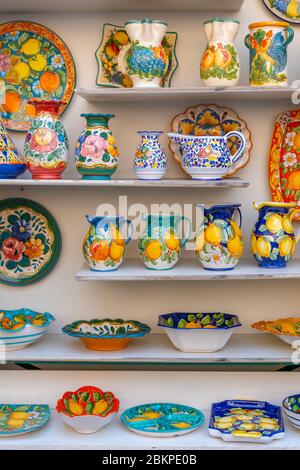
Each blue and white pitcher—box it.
[134,131,167,180]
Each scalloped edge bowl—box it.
[59,412,117,434]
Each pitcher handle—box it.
[283,27,294,47]
[175,216,192,248]
[233,207,242,228]
[119,219,133,245]
[288,208,300,244]
[225,131,246,164]
[244,34,251,49]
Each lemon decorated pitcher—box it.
[251,202,300,268]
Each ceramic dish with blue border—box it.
[0,404,50,437]
[209,400,285,443]
[282,394,300,430]
[121,403,205,437]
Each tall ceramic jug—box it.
[251,202,300,268]
[134,131,167,180]
[0,121,25,179]
[200,18,240,87]
[195,204,243,270]
[124,19,168,88]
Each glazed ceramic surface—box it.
[134,131,167,180]
[0,121,26,179]
[252,317,300,347]
[23,100,69,179]
[195,204,243,270]
[124,19,168,88]
[138,213,191,270]
[245,21,294,87]
[282,395,300,430]
[75,113,119,180]
[209,400,285,443]
[0,198,61,286]
[262,0,300,24]
[251,201,300,268]
[83,215,132,272]
[0,21,76,132]
[200,18,240,87]
[0,404,50,437]
[169,104,252,177]
[95,23,178,88]
[121,403,204,437]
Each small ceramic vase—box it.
[0,121,25,179]
[134,131,167,180]
[200,18,240,87]
[251,201,300,268]
[83,215,133,272]
[195,204,243,270]
[23,100,68,179]
[245,21,294,87]
[138,213,191,270]
[75,113,119,180]
[124,19,168,88]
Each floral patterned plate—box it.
[95,23,178,88]
[262,1,300,24]
[0,198,61,286]
[0,404,50,437]
[0,21,76,131]
[169,104,252,177]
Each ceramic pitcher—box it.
[23,99,68,179]
[138,213,191,270]
[75,113,119,180]
[124,19,168,87]
[251,202,300,268]
[195,204,243,270]
[200,18,240,87]
[134,131,167,180]
[83,215,133,272]
[0,121,25,179]
[245,21,294,87]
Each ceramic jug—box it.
[195,204,243,270]
[0,121,25,179]
[134,131,167,180]
[245,21,294,87]
[138,213,192,270]
[75,113,119,180]
[200,18,240,87]
[23,100,68,179]
[83,215,133,272]
[251,202,300,268]
[124,19,168,88]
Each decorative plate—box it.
[121,403,204,437]
[252,317,300,336]
[158,312,241,330]
[262,1,300,24]
[0,21,76,131]
[95,23,178,88]
[0,404,50,437]
[0,198,61,286]
[169,104,252,177]
[62,318,151,339]
[209,400,285,443]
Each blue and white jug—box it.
[134,131,167,180]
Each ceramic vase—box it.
[0,121,26,179]
[200,18,240,87]
[23,100,68,179]
[138,213,191,270]
[124,19,168,88]
[83,215,133,272]
[251,201,300,268]
[134,131,167,180]
[75,113,119,180]
[245,21,294,87]
[195,204,243,270]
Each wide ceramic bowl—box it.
[252,318,300,348]
[0,308,55,351]
[282,394,300,430]
[158,312,241,352]
[62,318,151,351]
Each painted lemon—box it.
[109,241,124,261]
[69,400,84,416]
[227,235,243,258]
[93,399,108,415]
[230,219,242,238]
[7,418,24,428]
[13,62,30,81]
[195,232,204,252]
[204,223,222,245]
[21,38,41,55]
[29,53,47,72]
[214,47,232,68]
[282,215,294,234]
[10,411,28,420]
[172,422,191,428]
[256,237,271,258]
[90,240,109,261]
[142,411,161,419]
[185,321,200,329]
[165,232,180,251]
[145,240,162,261]
[291,238,296,256]
[266,214,283,234]
[110,224,125,246]
[279,236,293,257]
[251,234,257,255]
[201,49,215,70]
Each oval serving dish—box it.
[252,317,300,347]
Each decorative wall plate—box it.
[95,23,178,88]
[0,21,76,131]
[0,404,50,437]
[0,198,61,286]
[262,1,300,24]
[169,104,252,177]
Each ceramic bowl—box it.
[0,308,55,351]
[282,394,300,430]
[158,312,241,352]
[0,163,26,179]
[252,318,300,348]
[59,411,117,434]
[62,318,151,351]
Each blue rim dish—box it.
[0,404,50,436]
[158,312,241,330]
[62,318,151,339]
[0,309,55,333]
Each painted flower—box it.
[209,247,223,265]
[0,53,10,73]
[106,134,119,158]
[283,152,297,168]
[11,220,31,242]
[32,80,44,97]
[51,54,64,69]
[27,411,40,420]
[24,237,45,259]
[81,135,108,161]
[1,237,25,262]
[30,128,58,153]
[6,31,21,41]
[285,131,296,147]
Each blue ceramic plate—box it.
[158,312,241,330]
[62,318,151,339]
[0,404,50,437]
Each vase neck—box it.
[29,100,64,117]
[82,114,114,128]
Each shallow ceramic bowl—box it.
[0,163,26,179]
[252,318,300,349]
[282,394,300,430]
[158,312,241,352]
[59,411,117,434]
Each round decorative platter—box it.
[0,404,50,437]
[262,1,300,24]
[0,21,76,131]
[0,198,62,286]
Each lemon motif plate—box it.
[0,404,50,437]
[262,1,300,24]
[0,21,76,131]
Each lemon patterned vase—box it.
[0,121,26,179]
[134,131,167,180]
[23,100,68,179]
[83,215,133,272]
[200,18,240,87]
[251,202,300,268]
[195,204,243,271]
[138,213,191,270]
